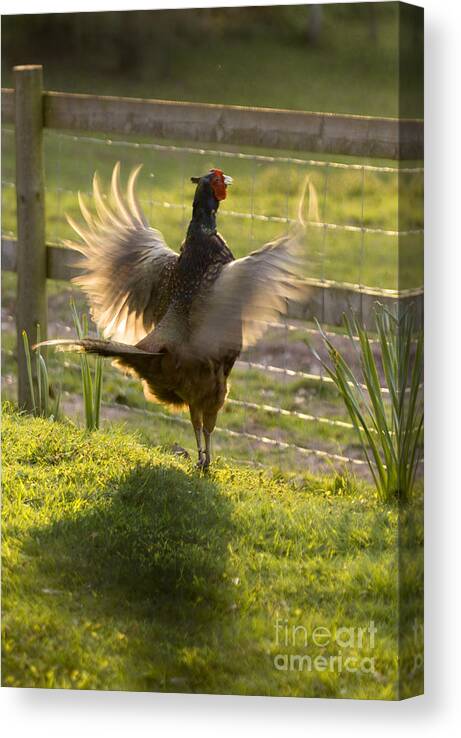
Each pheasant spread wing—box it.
[67,163,178,344]
[190,228,308,359]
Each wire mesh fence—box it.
[1,124,424,475]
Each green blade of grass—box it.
[316,303,424,503]
[21,330,36,413]
[38,354,50,418]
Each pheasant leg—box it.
[203,410,218,470]
[190,405,206,468]
[194,427,206,468]
[204,430,212,469]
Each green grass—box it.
[1,404,422,698]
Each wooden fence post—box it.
[14,64,47,411]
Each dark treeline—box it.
[5,6,310,77]
[2,4,420,78]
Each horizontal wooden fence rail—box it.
[1,237,423,330]
[1,87,423,160]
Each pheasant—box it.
[38,164,308,468]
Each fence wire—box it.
[1,125,424,475]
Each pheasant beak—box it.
[223,175,233,186]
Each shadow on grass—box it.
[26,463,236,689]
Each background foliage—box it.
[2,3,423,117]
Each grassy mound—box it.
[2,405,400,698]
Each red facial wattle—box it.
[210,169,227,201]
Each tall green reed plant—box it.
[23,326,61,419]
[315,303,423,503]
[70,300,104,431]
